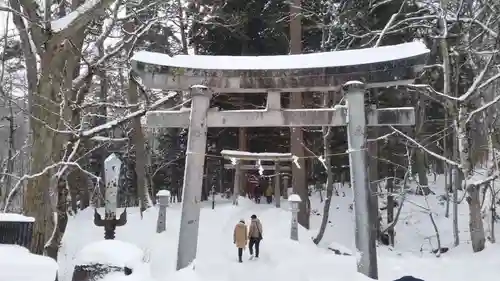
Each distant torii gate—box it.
[223,163,291,200]
[130,42,429,279]
[221,149,292,207]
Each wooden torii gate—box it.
[221,149,292,207]
[130,42,429,278]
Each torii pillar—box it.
[175,85,211,270]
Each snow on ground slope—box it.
[0,245,58,281]
[312,171,498,254]
[60,172,500,281]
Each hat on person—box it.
[251,214,257,219]
[239,219,245,223]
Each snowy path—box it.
[61,194,500,281]
[187,200,364,281]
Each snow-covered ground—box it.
[55,172,500,281]
[0,244,58,281]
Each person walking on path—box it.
[233,219,248,263]
[248,214,263,258]
[248,174,259,199]
[265,180,273,204]
[254,185,262,204]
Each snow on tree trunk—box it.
[458,105,486,252]
[128,77,152,213]
[481,96,497,243]
[24,47,69,254]
[313,116,334,245]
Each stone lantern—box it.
[156,190,171,233]
[288,194,302,241]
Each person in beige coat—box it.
[248,214,263,258]
[233,219,248,263]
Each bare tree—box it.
[0,0,163,257]
[313,91,335,245]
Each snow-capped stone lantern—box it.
[156,190,171,233]
[94,153,127,240]
[288,194,301,241]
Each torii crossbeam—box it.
[130,41,429,279]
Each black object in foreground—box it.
[0,215,34,248]
[394,276,425,281]
[93,208,127,240]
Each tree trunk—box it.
[368,105,380,242]
[128,77,152,213]
[202,159,208,201]
[452,159,461,246]
[414,150,430,195]
[24,45,70,254]
[466,183,486,252]
[44,177,68,260]
[482,96,497,243]
[10,0,117,255]
[489,183,496,243]
[415,93,430,195]
[458,105,486,252]
[1,92,18,212]
[313,113,334,244]
[386,174,395,246]
[444,110,451,218]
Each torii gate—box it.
[222,163,291,200]
[220,149,292,207]
[130,42,429,279]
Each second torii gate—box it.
[221,149,292,207]
[130,41,429,279]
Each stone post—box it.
[288,194,301,241]
[344,81,377,279]
[156,190,170,233]
[94,153,127,240]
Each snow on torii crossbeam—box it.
[131,42,428,93]
[130,41,430,279]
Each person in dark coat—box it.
[248,214,263,258]
[248,174,259,199]
[254,184,262,204]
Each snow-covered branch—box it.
[390,126,461,167]
[50,0,116,36]
[79,92,181,139]
[3,159,99,212]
